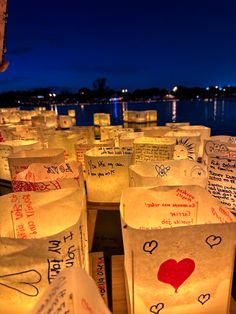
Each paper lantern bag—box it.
[120,186,236,314]
[203,139,236,213]
[129,159,208,188]
[8,148,65,179]
[0,140,41,180]
[85,147,132,202]
[12,161,84,192]
[31,267,111,314]
[0,188,88,313]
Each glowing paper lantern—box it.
[85,147,132,202]
[75,138,114,172]
[129,159,208,188]
[165,122,190,130]
[32,113,58,128]
[58,115,73,129]
[31,267,111,314]
[179,125,211,157]
[71,126,95,141]
[202,136,236,165]
[8,148,65,179]
[12,161,84,193]
[0,188,88,314]
[47,131,81,162]
[20,110,38,121]
[119,131,144,148]
[133,137,175,163]
[204,139,236,213]
[120,185,236,314]
[0,140,41,180]
[100,125,123,141]
[68,109,76,117]
[123,111,137,122]
[141,126,171,137]
[135,111,146,123]
[165,131,201,161]
[93,113,111,126]
[144,110,158,122]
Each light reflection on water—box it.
[21,98,236,136]
[172,100,177,122]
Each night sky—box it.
[1,0,236,92]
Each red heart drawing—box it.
[157,258,195,292]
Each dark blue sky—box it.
[1,0,236,92]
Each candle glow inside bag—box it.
[31,267,111,314]
[12,161,84,192]
[141,126,171,137]
[165,131,201,161]
[120,185,235,314]
[8,148,65,179]
[0,140,41,180]
[0,188,88,314]
[179,125,211,157]
[85,146,133,202]
[204,140,236,213]
[133,137,175,163]
[129,159,208,188]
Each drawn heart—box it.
[205,235,222,248]
[198,293,210,305]
[150,303,164,313]
[157,258,195,292]
[143,240,158,254]
[0,269,42,296]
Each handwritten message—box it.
[134,144,174,163]
[11,193,38,238]
[207,157,236,211]
[142,201,197,228]
[47,231,77,283]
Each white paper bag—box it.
[85,147,133,202]
[165,131,201,161]
[129,159,208,188]
[8,148,65,179]
[0,188,88,314]
[133,137,175,163]
[0,140,41,180]
[12,161,84,192]
[31,267,111,314]
[179,125,211,157]
[120,185,235,314]
[204,139,236,213]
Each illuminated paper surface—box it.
[179,125,211,157]
[12,161,84,192]
[129,159,208,188]
[120,185,236,314]
[165,131,201,161]
[75,139,114,172]
[31,267,111,314]
[85,147,132,202]
[133,137,175,163]
[8,148,65,179]
[0,140,41,180]
[48,131,81,161]
[141,126,171,137]
[100,125,123,141]
[119,131,143,148]
[204,140,236,213]
[0,188,88,314]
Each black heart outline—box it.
[198,293,210,305]
[0,269,42,297]
[205,235,222,248]
[150,303,164,313]
[143,240,158,254]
